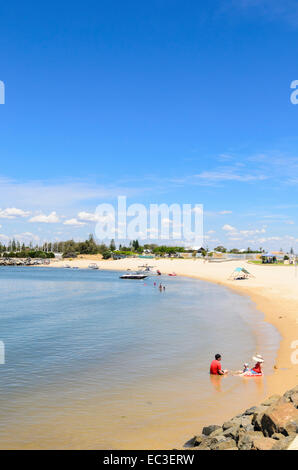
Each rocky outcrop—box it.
[261,400,298,437]
[186,386,298,450]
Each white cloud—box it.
[240,228,266,235]
[0,207,30,219]
[77,211,114,223]
[63,218,86,227]
[195,170,266,184]
[257,236,281,243]
[222,224,236,231]
[14,232,40,242]
[29,211,60,223]
[161,217,173,226]
[77,211,99,222]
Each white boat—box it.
[88,263,99,270]
[138,264,161,276]
[120,271,148,279]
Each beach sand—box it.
[46,257,298,397]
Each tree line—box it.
[1,237,283,259]
[0,236,190,259]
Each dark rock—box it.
[252,406,268,431]
[223,426,239,440]
[239,415,253,428]
[193,434,226,450]
[261,400,298,437]
[242,423,254,432]
[244,406,257,416]
[211,439,236,450]
[211,435,227,446]
[184,436,199,448]
[186,386,298,451]
[197,436,216,450]
[283,385,298,402]
[237,431,263,450]
[222,420,234,431]
[223,414,252,431]
[209,428,224,438]
[202,424,221,436]
[192,435,205,447]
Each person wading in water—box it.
[210,354,228,375]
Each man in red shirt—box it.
[210,354,227,375]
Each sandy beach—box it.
[46,257,298,398]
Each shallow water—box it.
[0,267,280,449]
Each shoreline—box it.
[41,257,298,398]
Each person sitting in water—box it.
[210,354,228,375]
[250,354,264,374]
[234,363,250,375]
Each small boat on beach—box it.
[88,263,99,270]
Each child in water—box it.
[234,363,250,375]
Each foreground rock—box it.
[186,385,298,450]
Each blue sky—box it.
[1,0,298,249]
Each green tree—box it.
[214,246,227,253]
[132,240,140,251]
[110,239,116,251]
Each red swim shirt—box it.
[210,359,222,375]
[252,363,262,373]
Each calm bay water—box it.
[0,267,280,449]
